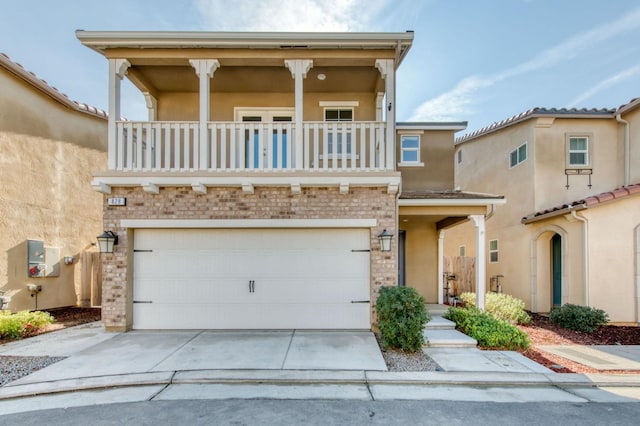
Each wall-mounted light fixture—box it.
[63,256,74,265]
[377,229,393,252]
[97,231,118,254]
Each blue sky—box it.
[1,0,639,134]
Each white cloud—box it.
[410,7,640,121]
[568,64,640,107]
[194,0,387,31]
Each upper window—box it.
[324,108,353,155]
[509,143,527,168]
[400,135,421,164]
[324,108,353,122]
[459,245,466,257]
[489,239,499,263]
[568,136,589,166]
[457,149,462,164]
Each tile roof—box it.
[456,107,614,145]
[0,52,107,119]
[616,97,640,115]
[521,183,640,224]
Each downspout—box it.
[570,208,589,306]
[616,114,630,186]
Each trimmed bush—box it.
[376,286,429,352]
[458,292,531,325]
[0,310,54,340]
[549,304,609,333]
[444,306,530,350]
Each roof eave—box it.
[397,122,468,131]
[76,30,414,56]
[398,197,506,207]
[521,204,586,224]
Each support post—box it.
[470,215,486,310]
[285,59,313,170]
[190,59,220,170]
[375,59,396,170]
[107,59,130,170]
[438,230,446,304]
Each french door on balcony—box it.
[237,109,294,169]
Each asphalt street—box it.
[1,400,639,426]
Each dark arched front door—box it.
[551,234,562,307]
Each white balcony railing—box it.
[114,121,389,172]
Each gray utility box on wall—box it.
[27,239,60,278]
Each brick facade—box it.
[102,186,397,331]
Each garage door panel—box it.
[133,228,371,329]
[134,302,370,329]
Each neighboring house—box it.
[78,31,502,331]
[445,100,640,323]
[0,53,107,311]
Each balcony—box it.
[113,120,390,172]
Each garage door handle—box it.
[133,300,153,304]
[351,300,370,304]
[249,280,255,293]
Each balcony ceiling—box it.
[128,65,382,93]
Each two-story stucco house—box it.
[0,53,107,312]
[445,101,640,323]
[77,31,502,331]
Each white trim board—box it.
[121,219,378,229]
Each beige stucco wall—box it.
[621,106,640,185]
[157,91,376,122]
[446,115,638,322]
[0,69,107,311]
[399,219,438,303]
[582,197,640,323]
[533,118,621,210]
[397,130,456,192]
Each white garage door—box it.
[132,228,371,329]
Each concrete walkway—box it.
[1,320,640,415]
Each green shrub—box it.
[458,292,531,325]
[0,310,54,340]
[444,306,530,350]
[549,304,609,333]
[376,286,429,352]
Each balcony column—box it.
[189,59,220,169]
[470,214,486,311]
[375,59,396,170]
[285,59,313,170]
[108,59,130,169]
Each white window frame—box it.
[459,245,466,257]
[398,133,424,167]
[566,134,591,167]
[489,239,499,263]
[509,142,527,168]
[323,105,355,156]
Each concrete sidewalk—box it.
[1,321,640,415]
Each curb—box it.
[2,370,639,401]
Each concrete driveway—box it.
[1,324,387,385]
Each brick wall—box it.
[102,186,397,330]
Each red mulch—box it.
[517,312,640,374]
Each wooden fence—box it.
[79,251,102,307]
[443,256,476,296]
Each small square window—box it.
[401,135,421,164]
[489,239,499,263]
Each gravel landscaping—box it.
[0,355,65,386]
